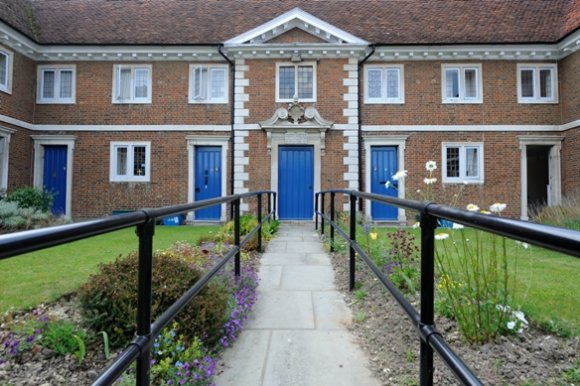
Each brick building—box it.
[0,0,578,221]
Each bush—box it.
[215,215,279,251]
[0,200,51,231]
[5,187,53,212]
[41,320,86,360]
[79,248,230,348]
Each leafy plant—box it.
[434,204,525,343]
[384,229,420,293]
[41,320,86,360]
[354,311,367,323]
[79,245,230,348]
[0,201,51,231]
[5,187,53,213]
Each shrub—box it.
[0,201,52,231]
[384,229,420,293]
[215,215,278,251]
[79,248,230,348]
[5,187,53,213]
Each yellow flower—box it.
[369,232,378,240]
[466,204,480,212]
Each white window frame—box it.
[112,64,152,104]
[37,65,76,104]
[441,142,484,184]
[109,141,151,182]
[0,47,13,94]
[441,64,483,103]
[364,65,405,104]
[517,64,558,104]
[188,64,229,104]
[275,62,317,103]
[0,127,14,193]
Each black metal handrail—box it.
[315,189,580,386]
[0,191,277,386]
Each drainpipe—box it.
[218,45,235,202]
[358,45,376,210]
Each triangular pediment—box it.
[225,8,368,46]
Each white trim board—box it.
[1,113,579,133]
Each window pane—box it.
[133,146,146,176]
[59,70,73,98]
[116,147,127,176]
[42,71,55,99]
[119,68,132,100]
[466,147,479,177]
[446,147,460,177]
[297,66,313,99]
[279,66,295,99]
[386,69,399,99]
[134,68,149,98]
[539,69,552,98]
[367,69,382,98]
[520,69,534,98]
[0,53,7,86]
[445,69,459,98]
[210,68,225,99]
[464,69,477,98]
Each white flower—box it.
[513,310,528,325]
[385,180,391,188]
[506,321,516,330]
[392,170,407,181]
[463,181,469,185]
[466,204,480,212]
[435,233,449,240]
[496,304,511,313]
[452,223,464,229]
[412,222,420,229]
[416,189,421,193]
[425,160,437,172]
[515,240,530,249]
[423,177,437,185]
[490,202,507,213]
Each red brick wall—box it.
[5,124,34,190]
[362,61,561,125]
[0,47,35,122]
[562,127,580,196]
[560,51,580,124]
[70,131,230,218]
[245,59,348,124]
[362,131,525,217]
[33,62,231,125]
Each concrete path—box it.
[215,223,380,386]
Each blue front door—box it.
[371,146,398,220]
[195,146,222,220]
[43,145,67,216]
[278,146,314,220]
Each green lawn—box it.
[0,225,219,312]
[349,224,580,336]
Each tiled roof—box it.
[1,0,578,45]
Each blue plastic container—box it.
[162,215,184,226]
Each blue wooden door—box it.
[278,146,314,220]
[43,145,67,216]
[371,146,398,220]
[195,146,222,220]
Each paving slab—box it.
[262,330,379,386]
[246,290,315,329]
[215,223,380,386]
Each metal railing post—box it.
[420,210,437,386]
[136,218,155,386]
[330,192,336,252]
[320,193,326,236]
[257,193,263,252]
[315,193,319,230]
[234,198,241,277]
[349,194,357,291]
